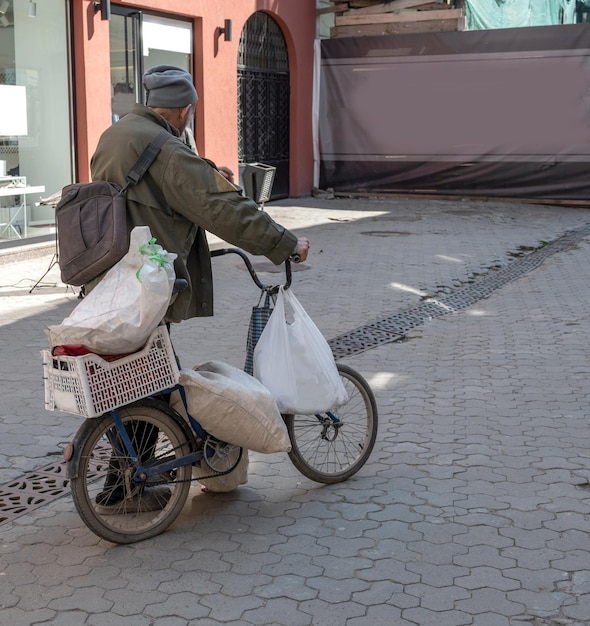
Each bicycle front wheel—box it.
[284,364,378,484]
[70,404,193,544]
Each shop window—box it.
[0,0,72,243]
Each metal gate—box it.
[238,12,290,200]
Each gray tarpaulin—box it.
[319,24,590,200]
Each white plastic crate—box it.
[42,325,179,418]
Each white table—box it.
[0,178,46,239]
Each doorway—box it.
[238,12,290,200]
[109,8,193,122]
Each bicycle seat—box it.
[173,279,188,294]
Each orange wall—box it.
[75,0,316,196]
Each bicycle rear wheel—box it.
[69,403,193,544]
[284,364,378,484]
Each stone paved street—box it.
[1,196,590,625]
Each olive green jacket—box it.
[89,104,297,323]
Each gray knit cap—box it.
[143,65,198,108]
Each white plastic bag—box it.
[253,286,348,414]
[47,226,176,354]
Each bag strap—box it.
[121,130,170,192]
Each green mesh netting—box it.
[465,0,576,30]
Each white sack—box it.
[172,361,291,454]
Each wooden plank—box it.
[317,4,349,15]
[349,0,444,16]
[336,8,462,26]
[418,2,453,9]
[348,1,380,8]
[331,16,464,37]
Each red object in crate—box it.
[52,345,130,362]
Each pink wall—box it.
[75,0,316,196]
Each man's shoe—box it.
[95,486,171,515]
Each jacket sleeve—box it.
[158,145,298,265]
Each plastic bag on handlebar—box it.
[47,226,176,354]
[253,286,348,414]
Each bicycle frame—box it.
[108,403,203,481]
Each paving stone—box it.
[171,550,232,575]
[503,567,567,592]
[306,574,370,602]
[347,603,414,625]
[455,587,526,615]
[259,554,324,580]
[508,588,572,616]
[500,546,564,570]
[219,548,282,575]
[469,614,511,626]
[310,554,374,580]
[241,597,312,626]
[454,566,522,592]
[544,512,590,533]
[198,592,264,622]
[298,598,367,625]
[360,537,422,563]
[46,586,113,614]
[349,579,404,606]
[401,606,473,626]
[453,545,517,569]
[13,582,76,612]
[409,521,473,545]
[86,613,156,626]
[546,529,589,553]
[404,582,471,610]
[498,526,559,549]
[551,551,590,572]
[561,593,590,621]
[143,591,211,621]
[36,610,91,625]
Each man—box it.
[90,64,309,324]
[90,65,309,511]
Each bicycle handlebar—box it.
[210,247,292,293]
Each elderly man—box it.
[90,64,309,324]
[90,65,309,511]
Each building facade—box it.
[0,0,317,245]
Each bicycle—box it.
[43,249,378,544]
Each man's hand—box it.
[291,237,310,263]
[218,166,234,183]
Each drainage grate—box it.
[0,462,70,524]
[2,223,590,525]
[328,223,590,359]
